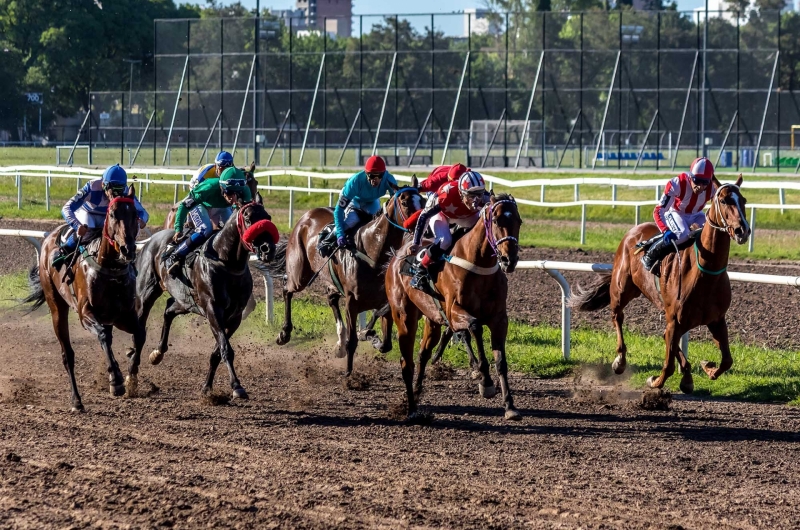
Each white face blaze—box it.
[412,194,422,211]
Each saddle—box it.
[634,228,703,256]
[316,210,375,257]
[57,225,131,284]
[162,231,223,288]
[399,245,445,296]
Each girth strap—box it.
[445,255,499,275]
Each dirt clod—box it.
[640,388,673,411]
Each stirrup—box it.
[410,268,429,291]
[165,255,181,276]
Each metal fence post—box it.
[46,170,51,211]
[580,204,586,245]
[779,188,785,214]
[289,189,294,226]
[635,205,640,225]
[16,173,21,209]
[748,207,756,252]
[611,184,617,209]
[544,269,571,360]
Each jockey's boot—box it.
[52,234,78,269]
[640,237,674,277]
[317,230,337,258]
[164,235,200,277]
[411,245,443,292]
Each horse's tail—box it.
[260,239,287,277]
[568,273,612,312]
[22,265,46,312]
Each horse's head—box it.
[236,192,279,262]
[485,192,522,273]
[709,175,751,245]
[104,185,139,264]
[387,175,423,226]
[243,161,259,198]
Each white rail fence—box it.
[3,229,798,360]
[2,166,799,252]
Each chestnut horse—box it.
[135,193,277,399]
[24,187,143,412]
[385,193,523,421]
[570,175,751,392]
[266,178,422,376]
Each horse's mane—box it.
[494,192,513,202]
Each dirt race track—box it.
[1,219,800,528]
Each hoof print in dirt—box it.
[640,388,672,411]
[429,362,456,381]
[201,392,231,406]
[344,373,370,391]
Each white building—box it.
[692,0,794,23]
[463,8,502,37]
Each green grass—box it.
[242,297,800,404]
[0,271,30,309]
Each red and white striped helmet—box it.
[458,171,485,195]
[689,157,714,183]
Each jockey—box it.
[409,171,489,290]
[324,155,398,255]
[189,151,234,189]
[641,156,717,276]
[418,163,469,194]
[53,164,148,269]
[163,166,252,276]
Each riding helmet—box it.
[219,167,248,195]
[215,151,234,168]
[364,155,386,175]
[689,157,714,183]
[102,164,128,187]
[458,171,486,195]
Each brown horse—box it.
[164,162,259,230]
[266,178,422,376]
[135,194,276,399]
[24,187,143,412]
[570,175,751,393]
[385,192,523,420]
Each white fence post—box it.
[635,205,640,226]
[611,184,617,209]
[580,204,586,245]
[779,188,785,214]
[749,207,756,253]
[289,189,295,227]
[45,170,51,211]
[16,172,21,209]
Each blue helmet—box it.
[215,151,234,168]
[102,164,127,188]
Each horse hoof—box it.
[149,349,164,365]
[700,360,718,379]
[334,347,347,359]
[110,383,126,397]
[679,379,694,394]
[371,337,387,352]
[469,370,481,381]
[125,375,139,397]
[646,375,660,388]
[504,407,522,421]
[612,357,626,375]
[478,383,497,399]
[276,332,290,346]
[357,329,376,342]
[70,404,85,413]
[125,347,135,360]
[232,387,249,400]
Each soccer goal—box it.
[469,119,543,158]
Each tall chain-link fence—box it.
[85,10,799,171]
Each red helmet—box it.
[447,163,468,181]
[364,155,386,174]
[689,157,714,184]
[458,171,486,195]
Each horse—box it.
[266,178,422,376]
[569,175,751,393]
[24,186,143,412]
[385,192,523,421]
[135,193,277,399]
[163,162,259,230]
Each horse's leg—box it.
[357,305,382,341]
[202,344,222,394]
[703,318,733,380]
[468,323,497,399]
[83,319,126,397]
[276,288,294,345]
[610,278,640,375]
[114,314,146,397]
[343,297,360,377]
[490,314,521,420]
[461,333,482,379]
[647,319,679,389]
[206,308,247,399]
[673,327,694,394]
[326,292,346,358]
[150,297,179,365]
[391,305,420,419]
[47,290,83,412]
[414,318,442,399]
[429,327,453,365]
[375,312,393,354]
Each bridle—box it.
[236,201,259,252]
[383,187,420,232]
[481,198,519,257]
[103,196,135,252]
[705,183,747,239]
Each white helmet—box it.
[458,171,486,195]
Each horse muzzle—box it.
[256,241,276,263]
[119,245,136,264]
[498,253,518,273]
[733,225,750,245]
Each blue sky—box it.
[237,0,706,14]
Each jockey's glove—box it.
[662,230,677,244]
[336,236,348,248]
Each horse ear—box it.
[490,189,496,199]
[735,173,743,187]
[127,184,135,198]
[255,191,263,205]
[712,175,722,189]
[411,174,419,188]
[248,161,256,173]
